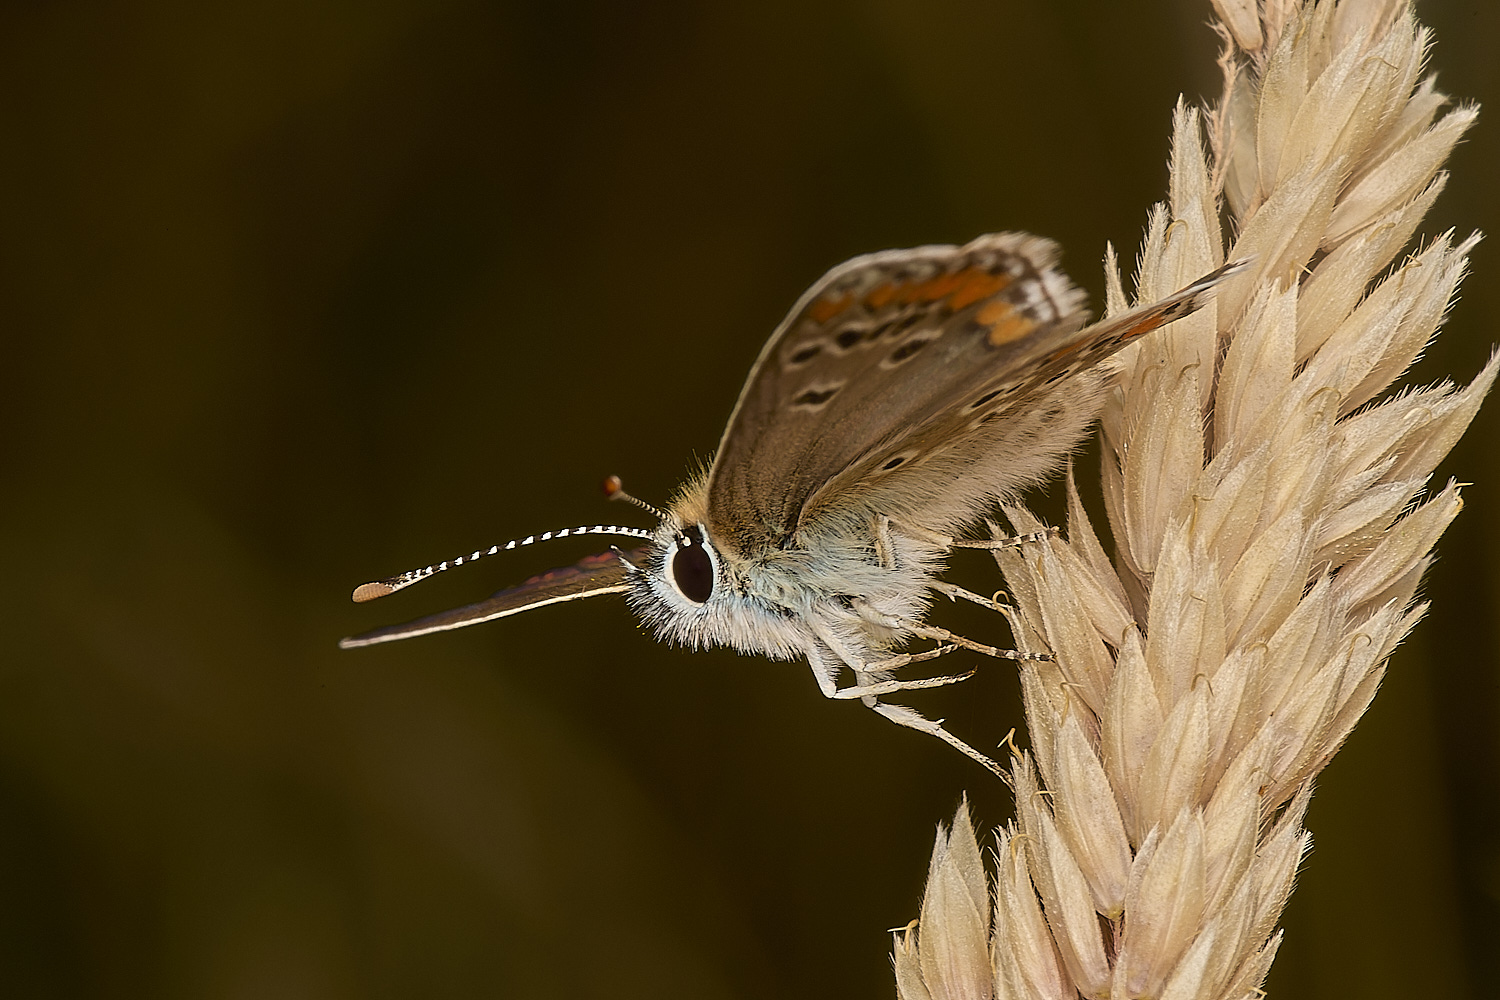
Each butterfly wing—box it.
[705,232,1088,551]
[796,256,1249,524]
[338,547,646,648]
[704,232,1244,553]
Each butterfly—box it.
[342,232,1243,773]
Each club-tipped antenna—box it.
[603,475,667,521]
[350,523,655,603]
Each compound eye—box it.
[670,529,714,604]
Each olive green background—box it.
[2,1,1496,997]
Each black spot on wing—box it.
[888,338,933,364]
[794,386,839,407]
[873,451,920,476]
[835,328,864,350]
[1043,367,1076,386]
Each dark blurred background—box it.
[1,1,1495,997]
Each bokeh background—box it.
[2,0,1496,997]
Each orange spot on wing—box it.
[807,293,853,323]
[910,271,965,303]
[857,266,1015,316]
[949,269,1012,309]
[864,282,898,309]
[1119,313,1170,338]
[982,305,1036,346]
[976,299,1012,327]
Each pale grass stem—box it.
[893,1,1492,997]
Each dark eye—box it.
[671,529,715,604]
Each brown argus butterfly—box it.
[343,232,1243,773]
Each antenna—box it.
[603,475,668,521]
[350,523,655,603]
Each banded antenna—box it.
[602,474,668,520]
[350,523,655,603]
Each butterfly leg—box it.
[807,625,972,698]
[829,663,974,700]
[948,528,1058,550]
[804,625,1002,774]
[932,580,1013,612]
[886,518,1058,551]
[870,702,1004,777]
[875,516,1027,638]
[852,599,1051,662]
[871,515,898,570]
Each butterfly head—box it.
[622,480,811,662]
[608,472,733,634]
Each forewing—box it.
[705,232,1087,552]
[339,547,646,648]
[800,256,1251,517]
